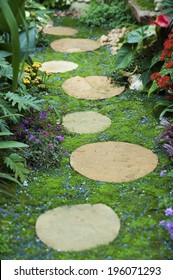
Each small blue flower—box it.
[165,207,173,216]
[28,134,35,141]
[57,136,64,142]
[40,111,47,119]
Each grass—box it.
[0,16,173,260]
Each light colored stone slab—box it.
[36,203,120,251]
[43,26,78,36]
[70,142,158,182]
[51,38,100,53]
[40,60,78,73]
[62,76,125,100]
[62,111,111,134]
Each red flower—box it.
[165,60,173,68]
[160,49,172,61]
[150,14,171,28]
[157,75,171,88]
[150,72,161,81]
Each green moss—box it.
[1,16,173,260]
[133,0,155,11]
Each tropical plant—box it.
[160,0,173,17]
[113,14,172,88]
[0,0,26,91]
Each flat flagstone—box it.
[62,111,111,133]
[43,26,78,36]
[40,60,78,73]
[36,203,120,252]
[51,38,101,53]
[70,142,158,182]
[62,76,125,100]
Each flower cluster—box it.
[150,72,171,89]
[12,107,66,168]
[22,62,51,91]
[159,207,173,240]
[160,29,173,61]
[156,118,173,160]
[150,27,173,95]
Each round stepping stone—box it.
[62,76,125,100]
[62,111,111,134]
[43,26,78,36]
[51,38,100,53]
[70,142,158,182]
[40,60,78,73]
[36,204,120,252]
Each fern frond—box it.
[4,153,29,183]
[0,119,10,132]
[0,97,19,123]
[0,172,22,186]
[5,92,42,111]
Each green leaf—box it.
[0,141,28,149]
[0,119,10,132]
[150,51,162,69]
[0,172,22,186]
[115,43,137,70]
[127,25,155,43]
[4,153,29,182]
[0,0,26,32]
[148,80,158,97]
[0,131,12,136]
[0,0,20,91]
[0,50,11,59]
[19,27,38,58]
[5,92,42,112]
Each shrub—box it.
[80,0,137,28]
[12,107,66,168]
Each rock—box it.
[128,0,158,24]
[36,204,120,251]
[69,2,89,15]
[70,142,158,183]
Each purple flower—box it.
[23,119,29,125]
[166,221,173,230]
[19,123,25,129]
[160,170,167,176]
[39,111,47,119]
[48,144,54,150]
[165,207,173,216]
[159,220,165,226]
[34,139,41,143]
[28,134,35,141]
[57,136,64,142]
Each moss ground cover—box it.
[1,16,173,259]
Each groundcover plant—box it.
[0,7,173,259]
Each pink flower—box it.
[150,14,171,28]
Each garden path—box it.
[3,17,173,260]
[35,24,158,252]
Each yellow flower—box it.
[31,72,36,77]
[38,84,46,89]
[23,78,30,84]
[32,62,42,69]
[24,66,32,73]
[25,75,31,80]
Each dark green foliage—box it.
[80,0,137,28]
[133,0,155,11]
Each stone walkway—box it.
[36,24,158,252]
